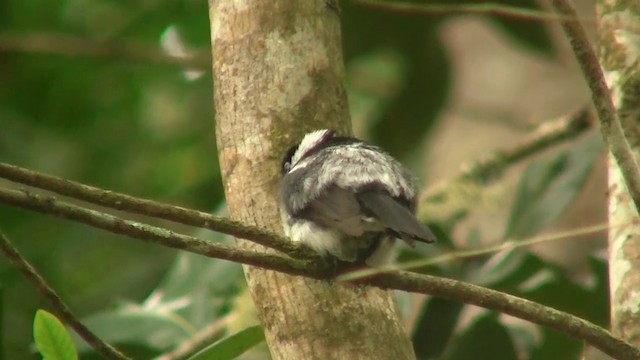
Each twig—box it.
[550,0,640,215]
[355,0,590,23]
[0,188,638,359]
[421,109,592,204]
[0,162,308,259]
[338,221,612,281]
[0,188,316,277]
[0,32,210,69]
[0,230,129,360]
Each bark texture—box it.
[209,1,416,359]
[599,0,640,345]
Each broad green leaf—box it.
[528,257,609,360]
[187,325,265,360]
[504,134,601,240]
[153,249,243,329]
[529,329,582,360]
[444,314,518,360]
[412,297,463,359]
[34,309,78,360]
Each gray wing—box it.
[298,186,372,237]
[357,191,437,245]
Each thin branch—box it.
[421,109,592,204]
[154,314,234,360]
[551,0,640,215]
[0,187,638,359]
[368,271,640,360]
[0,162,309,259]
[0,230,129,360]
[355,0,591,23]
[338,221,612,281]
[0,188,316,277]
[0,32,210,69]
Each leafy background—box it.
[0,0,609,359]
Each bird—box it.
[279,129,436,266]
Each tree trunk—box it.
[599,0,640,345]
[208,1,416,359]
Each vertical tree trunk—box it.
[599,0,640,345]
[208,1,416,359]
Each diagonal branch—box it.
[550,0,640,215]
[420,109,593,216]
[0,187,638,359]
[0,230,130,360]
[0,162,309,259]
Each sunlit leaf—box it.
[412,297,463,359]
[34,309,78,360]
[187,325,265,360]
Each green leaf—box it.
[504,134,601,240]
[444,314,518,360]
[187,325,265,360]
[33,309,78,360]
[412,297,464,359]
[529,329,581,360]
[153,250,243,329]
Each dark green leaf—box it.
[504,134,601,240]
[187,325,265,360]
[528,329,581,360]
[586,256,609,327]
[412,297,464,359]
[444,314,518,360]
[33,310,78,360]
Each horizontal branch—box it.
[0,188,315,277]
[0,187,638,359]
[0,162,310,259]
[0,230,129,360]
[0,32,210,69]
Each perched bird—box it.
[279,129,436,266]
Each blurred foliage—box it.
[187,326,265,360]
[0,0,606,359]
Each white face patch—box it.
[289,129,333,172]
